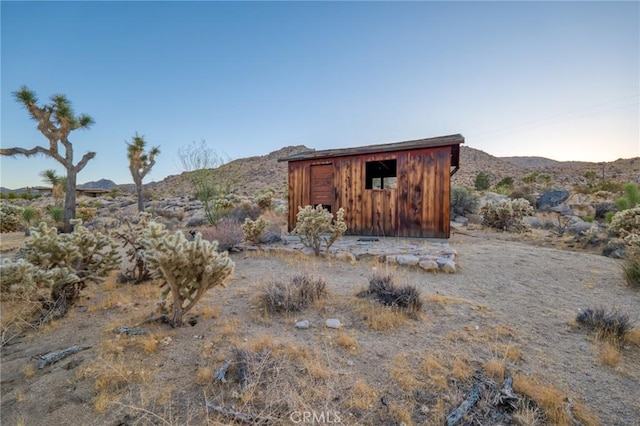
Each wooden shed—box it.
[278,134,464,238]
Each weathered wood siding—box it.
[287,145,453,238]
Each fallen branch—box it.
[38,345,91,369]
[446,382,482,426]
[113,326,147,335]
[493,369,519,409]
[214,360,232,383]
[205,401,260,425]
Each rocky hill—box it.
[146,145,638,198]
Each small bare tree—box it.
[126,133,160,212]
[178,140,228,224]
[1,86,95,232]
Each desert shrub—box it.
[0,203,24,233]
[21,206,41,230]
[622,257,640,289]
[597,180,624,194]
[46,205,64,227]
[450,187,477,216]
[474,172,490,191]
[508,186,536,206]
[77,206,97,221]
[293,205,347,256]
[576,308,633,345]
[198,217,243,251]
[255,189,275,210]
[615,182,640,211]
[480,198,534,232]
[522,172,539,185]
[595,202,618,220]
[259,274,327,313]
[495,176,514,191]
[242,216,267,244]
[363,272,422,315]
[225,202,262,223]
[1,259,80,302]
[142,221,235,326]
[609,207,640,248]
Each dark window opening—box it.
[317,204,332,213]
[365,159,397,189]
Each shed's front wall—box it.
[287,145,453,238]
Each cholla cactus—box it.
[142,221,235,326]
[20,219,120,308]
[242,216,267,244]
[112,212,154,283]
[1,203,24,233]
[610,207,640,251]
[480,198,534,233]
[293,205,347,256]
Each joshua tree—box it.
[1,86,95,232]
[126,133,160,212]
[40,169,66,206]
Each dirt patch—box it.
[1,231,639,425]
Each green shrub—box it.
[522,172,539,185]
[142,221,235,326]
[293,205,347,256]
[242,216,267,244]
[259,274,327,313]
[474,172,490,191]
[480,198,534,233]
[615,182,640,211]
[495,176,514,191]
[0,203,24,233]
[450,187,477,217]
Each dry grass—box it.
[335,332,359,354]
[258,274,328,314]
[596,341,622,367]
[483,358,506,382]
[347,380,377,410]
[421,355,448,391]
[513,373,599,426]
[354,298,412,331]
[22,363,36,379]
[390,353,421,391]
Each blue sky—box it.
[1,1,638,188]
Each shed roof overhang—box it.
[277,133,464,163]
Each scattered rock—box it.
[567,218,594,235]
[419,260,439,272]
[537,189,570,210]
[523,216,542,228]
[439,260,456,273]
[602,242,627,259]
[295,320,310,329]
[325,319,342,329]
[396,254,419,266]
[454,215,469,224]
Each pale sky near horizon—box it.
[1,1,639,189]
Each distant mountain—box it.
[77,179,117,190]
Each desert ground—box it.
[1,223,639,426]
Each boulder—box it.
[419,260,439,272]
[295,320,310,329]
[567,218,595,235]
[523,216,542,228]
[536,190,570,210]
[325,319,342,329]
[396,254,419,266]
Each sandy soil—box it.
[1,228,639,425]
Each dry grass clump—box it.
[347,380,377,410]
[258,274,327,313]
[196,218,243,251]
[364,272,422,315]
[335,332,359,354]
[576,307,634,346]
[513,373,599,426]
[622,256,640,289]
[354,299,411,331]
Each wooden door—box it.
[310,164,333,208]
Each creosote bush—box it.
[450,187,477,217]
[259,274,327,313]
[242,216,267,244]
[198,217,243,252]
[293,205,347,256]
[480,198,534,232]
[576,308,633,346]
[142,221,235,326]
[362,272,422,315]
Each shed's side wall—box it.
[287,145,453,238]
